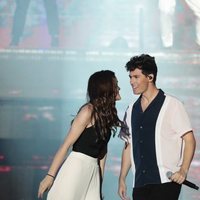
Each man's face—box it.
[129,68,149,95]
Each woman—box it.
[38,70,122,200]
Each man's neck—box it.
[141,87,159,111]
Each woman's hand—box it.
[38,175,54,199]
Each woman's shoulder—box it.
[77,103,93,119]
[71,103,93,127]
[80,103,93,113]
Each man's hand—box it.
[169,169,187,184]
[118,179,130,200]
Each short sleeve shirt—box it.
[132,89,165,187]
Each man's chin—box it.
[133,91,140,95]
[132,90,137,94]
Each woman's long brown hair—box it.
[87,70,122,140]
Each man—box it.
[10,0,59,47]
[158,0,200,50]
[184,0,200,49]
[118,54,196,200]
[158,0,176,48]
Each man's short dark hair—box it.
[125,54,157,83]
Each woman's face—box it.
[113,77,121,100]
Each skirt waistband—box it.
[70,151,98,164]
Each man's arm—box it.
[170,131,196,184]
[118,143,132,200]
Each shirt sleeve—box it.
[171,99,193,137]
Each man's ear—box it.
[148,74,154,81]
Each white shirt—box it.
[124,93,192,187]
